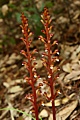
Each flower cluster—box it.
[39,8,59,120]
[20,8,59,120]
[20,13,40,120]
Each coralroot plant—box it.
[20,8,59,120]
[20,13,40,120]
[39,8,59,120]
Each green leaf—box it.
[10,37,16,44]
[15,12,21,23]
[45,1,53,8]
[0,107,36,120]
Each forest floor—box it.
[0,0,80,120]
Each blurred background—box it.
[0,0,79,54]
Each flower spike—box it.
[20,13,39,120]
[39,8,59,120]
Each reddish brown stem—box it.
[26,41,39,120]
[20,13,39,120]
[46,22,56,120]
[40,8,57,120]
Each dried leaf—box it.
[39,109,48,118]
[1,5,8,16]
[8,86,23,93]
[44,99,61,107]
[64,71,80,83]
[62,93,76,105]
[62,63,72,73]
[56,100,78,120]
[71,63,80,70]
